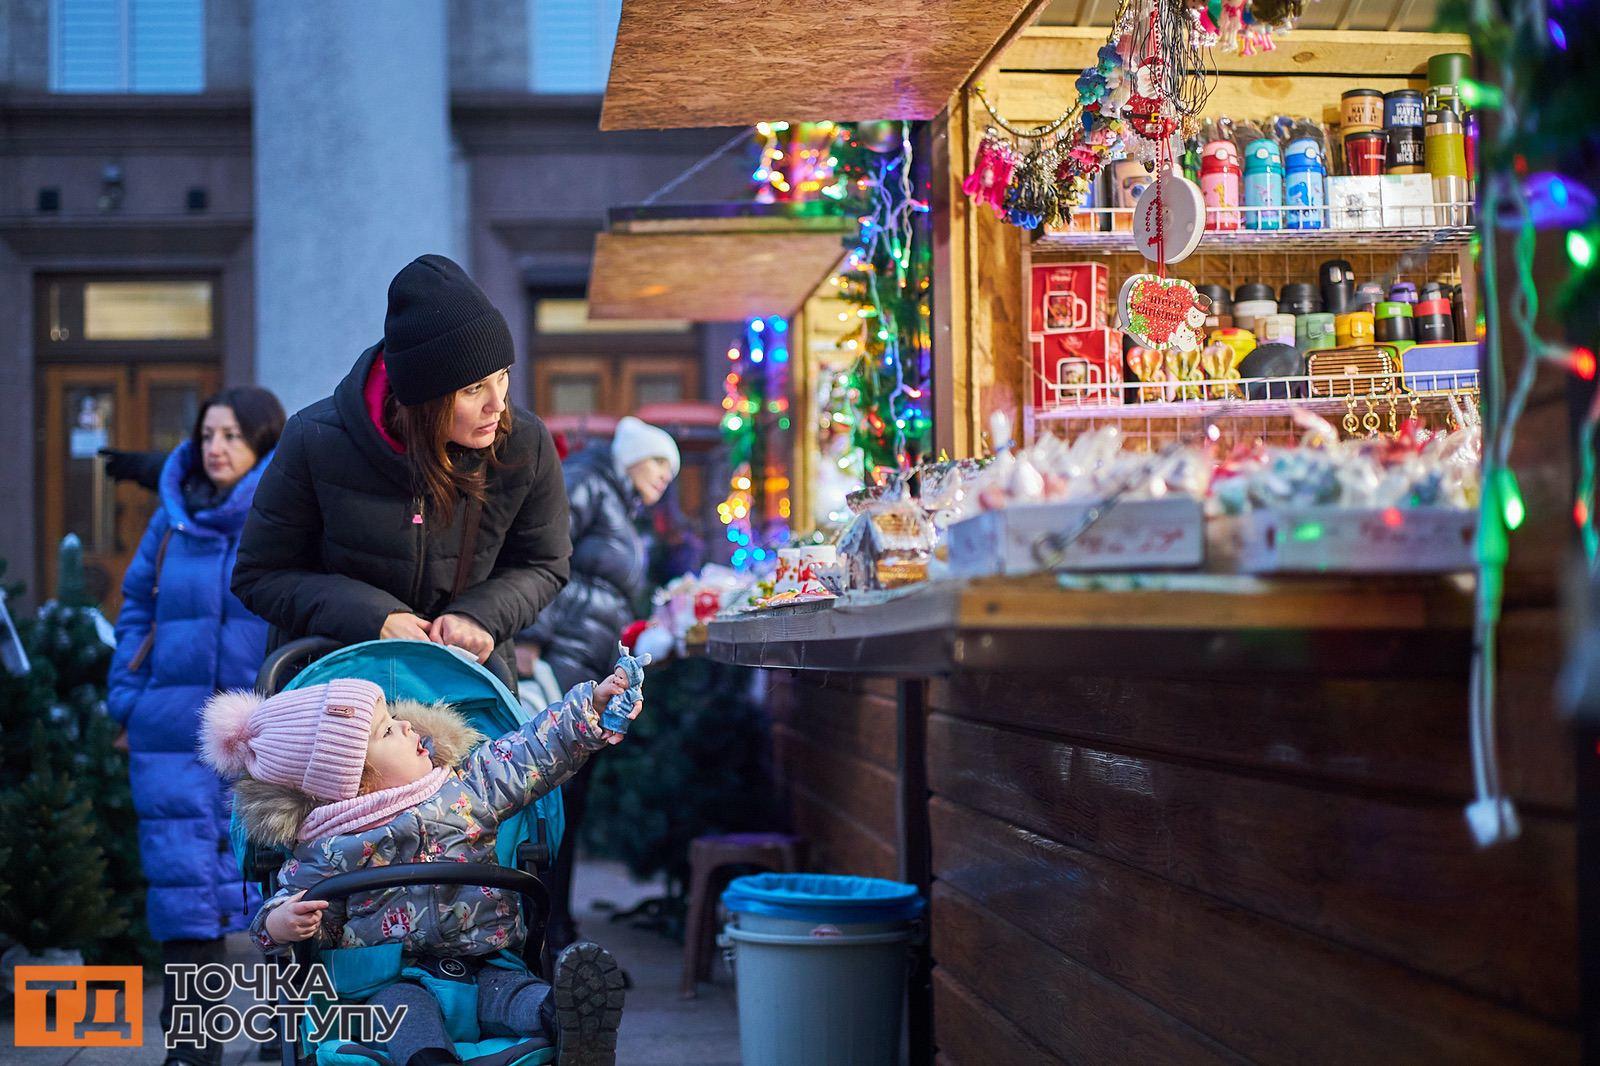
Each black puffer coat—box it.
[232,345,570,666]
[520,444,646,688]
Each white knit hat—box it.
[612,416,680,478]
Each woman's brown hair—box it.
[383,380,513,524]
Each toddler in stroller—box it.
[200,653,641,1066]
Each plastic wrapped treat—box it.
[836,498,936,590]
[600,642,651,733]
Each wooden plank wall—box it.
[923,663,1578,1065]
[769,671,903,881]
[769,651,1578,1063]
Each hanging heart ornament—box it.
[1119,273,1210,351]
[1134,171,1206,264]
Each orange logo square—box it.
[13,966,143,1047]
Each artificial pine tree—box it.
[0,764,124,954]
[0,548,151,964]
[580,657,778,898]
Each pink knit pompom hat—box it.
[199,680,384,803]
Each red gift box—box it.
[1032,327,1123,408]
[1030,262,1109,334]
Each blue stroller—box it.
[237,637,607,1066]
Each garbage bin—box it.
[720,873,925,1066]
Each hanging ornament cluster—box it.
[963,0,1225,231]
[1215,0,1312,56]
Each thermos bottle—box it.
[1335,310,1376,348]
[1181,137,1202,185]
[1284,137,1326,230]
[1426,109,1469,225]
[1353,280,1387,312]
[1374,302,1416,346]
[1320,259,1357,315]
[1414,298,1455,343]
[1388,280,1418,304]
[1427,52,1470,113]
[1243,138,1284,231]
[1201,140,1243,230]
[1341,89,1385,131]
[1297,313,1337,353]
[1257,313,1298,348]
[1196,284,1233,332]
[1278,283,1322,317]
[1451,284,1469,340]
[1232,283,1279,335]
[1384,89,1426,130]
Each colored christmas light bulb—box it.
[1568,230,1596,269]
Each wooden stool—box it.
[679,832,807,999]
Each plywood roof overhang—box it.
[599,0,1049,131]
[587,204,857,322]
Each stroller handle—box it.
[257,636,519,695]
[293,863,551,966]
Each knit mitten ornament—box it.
[601,642,651,733]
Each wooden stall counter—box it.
[708,575,1578,1064]
[709,572,1474,676]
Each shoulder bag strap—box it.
[127,527,175,672]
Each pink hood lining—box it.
[363,350,406,454]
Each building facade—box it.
[1,0,743,603]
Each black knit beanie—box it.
[382,254,515,406]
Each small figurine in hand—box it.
[600,642,651,733]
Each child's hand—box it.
[264,891,328,944]
[592,668,643,746]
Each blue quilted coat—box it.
[108,442,271,942]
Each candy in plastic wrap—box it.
[601,642,651,733]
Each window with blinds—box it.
[51,0,204,93]
[529,0,621,94]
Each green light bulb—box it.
[1459,78,1503,110]
[1497,468,1525,531]
[1569,230,1596,270]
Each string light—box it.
[827,120,933,481]
[1568,229,1595,269]
[719,314,792,568]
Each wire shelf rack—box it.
[1034,368,1479,423]
[1034,204,1475,254]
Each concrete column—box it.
[252,0,460,415]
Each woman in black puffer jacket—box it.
[233,255,571,677]
[519,415,679,947]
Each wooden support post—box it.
[898,677,933,1065]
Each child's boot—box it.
[547,942,624,1066]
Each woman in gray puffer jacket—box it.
[198,670,642,1066]
[517,416,679,948]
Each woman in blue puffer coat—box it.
[108,385,284,1066]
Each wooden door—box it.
[534,357,616,417]
[619,356,698,412]
[39,363,219,609]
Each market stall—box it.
[599,0,1584,1061]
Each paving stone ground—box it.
[0,857,740,1065]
